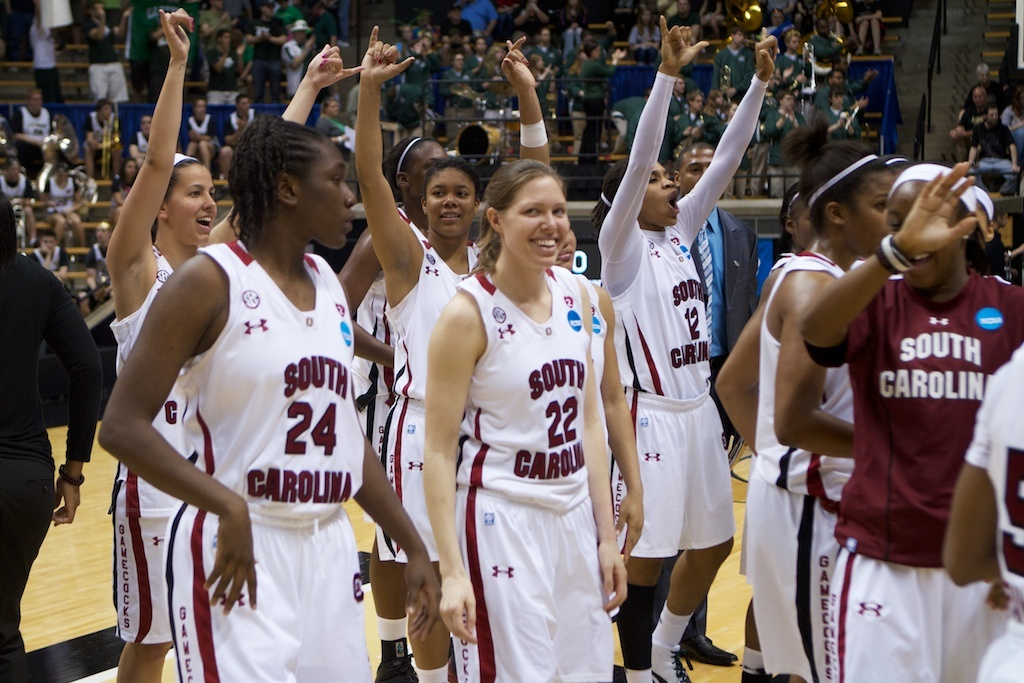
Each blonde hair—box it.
[475,160,566,274]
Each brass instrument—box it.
[39,116,97,207]
[99,104,122,180]
[802,42,817,93]
[843,104,861,133]
[817,0,854,24]
[720,64,732,101]
[725,0,762,32]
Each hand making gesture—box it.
[658,16,710,76]
[361,25,416,86]
[501,35,535,91]
[754,34,779,82]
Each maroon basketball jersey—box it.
[838,272,1024,567]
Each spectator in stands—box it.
[466,34,490,75]
[557,0,588,62]
[775,28,809,92]
[125,0,159,102]
[84,2,131,104]
[675,88,722,154]
[404,33,444,90]
[383,81,433,140]
[4,0,34,62]
[969,101,1020,196]
[185,99,218,171]
[219,93,254,178]
[315,96,350,154]
[628,5,660,65]
[282,20,315,99]
[335,0,350,47]
[713,27,755,101]
[43,164,85,247]
[310,1,338,50]
[127,115,152,166]
[247,0,287,103]
[460,0,499,41]
[79,220,112,315]
[108,157,137,226]
[272,0,303,28]
[207,28,244,105]
[951,85,990,161]
[668,75,690,117]
[514,0,552,37]
[579,40,625,162]
[813,67,871,112]
[0,113,14,161]
[83,99,122,180]
[0,159,37,244]
[671,0,702,39]
[440,5,474,46]
[610,91,647,155]
[964,62,1004,113]
[199,0,235,55]
[11,89,51,178]
[825,87,861,140]
[32,228,70,286]
[223,0,254,29]
[765,89,804,197]
[808,16,842,65]
[440,52,477,138]
[29,2,62,104]
[699,1,727,42]
[765,0,795,20]
[853,0,883,55]
[1002,86,1024,162]
[530,26,562,75]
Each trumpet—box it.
[100,104,122,180]
[802,42,816,92]
[843,104,861,133]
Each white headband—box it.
[600,192,612,207]
[173,153,198,166]
[889,163,977,212]
[396,137,422,176]
[974,187,994,219]
[808,155,878,209]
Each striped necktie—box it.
[696,221,713,344]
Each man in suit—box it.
[653,141,759,669]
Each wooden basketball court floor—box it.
[21,427,754,683]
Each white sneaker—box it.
[652,641,693,683]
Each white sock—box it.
[413,665,449,683]
[652,608,693,650]
[625,668,653,683]
[742,646,765,674]
[377,616,408,642]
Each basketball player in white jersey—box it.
[590,19,773,683]
[99,110,440,683]
[946,345,1024,683]
[424,158,627,683]
[556,229,645,561]
[355,28,553,683]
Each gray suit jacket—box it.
[691,208,759,355]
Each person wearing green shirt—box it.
[610,94,646,154]
[198,0,233,55]
[579,41,624,161]
[309,1,337,49]
[273,0,303,29]
[529,26,562,75]
[713,27,755,101]
[808,17,842,65]
[440,52,477,138]
[775,28,810,94]
[813,67,873,112]
[825,87,862,140]
[384,82,431,138]
[764,89,805,196]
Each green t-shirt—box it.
[580,60,615,100]
[313,12,338,48]
[274,5,304,28]
[84,18,119,64]
[129,1,200,63]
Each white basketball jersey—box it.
[965,344,1024,625]
[457,268,591,512]
[110,246,191,517]
[188,114,212,137]
[177,242,364,521]
[389,220,478,402]
[611,226,710,400]
[754,253,853,503]
[48,176,75,211]
[351,274,393,404]
[19,105,50,138]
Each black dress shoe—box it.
[678,634,738,667]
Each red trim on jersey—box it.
[393,398,411,502]
[796,251,839,268]
[475,273,497,295]
[126,474,153,642]
[226,241,253,265]
[473,409,483,441]
[399,341,414,397]
[397,207,412,224]
[546,268,555,279]
[195,405,217,475]
[191,510,220,682]
[837,551,856,683]
[629,390,639,426]
[382,312,395,399]
[303,254,319,272]
[633,318,664,395]
[465,486,496,683]
[806,454,827,501]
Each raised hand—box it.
[659,16,709,75]
[754,35,779,81]
[361,25,416,85]
[501,36,535,92]
[304,45,364,92]
[160,8,194,64]
[892,162,979,259]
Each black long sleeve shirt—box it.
[0,255,102,465]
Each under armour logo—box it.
[424,266,439,276]
[244,319,269,334]
[642,452,662,461]
[929,317,950,326]
[857,602,885,618]
[407,461,424,471]
[491,566,514,578]
[498,324,515,338]
[152,536,164,546]
[219,594,246,608]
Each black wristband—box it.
[59,464,85,486]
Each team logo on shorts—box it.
[976,307,1004,331]
[426,253,436,265]
[340,321,353,347]
[492,307,507,323]
[242,290,261,309]
[484,513,495,525]
[856,602,885,618]
[491,566,515,578]
[156,269,170,283]
[592,315,603,335]
[567,309,583,332]
[406,423,416,434]
[639,417,650,427]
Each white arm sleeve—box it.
[598,71,675,297]
[675,75,769,246]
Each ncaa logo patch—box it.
[340,321,353,347]
[484,512,495,526]
[639,417,650,427]
[567,309,583,332]
[592,315,603,335]
[242,290,260,309]
[492,307,507,323]
[976,307,1003,331]
[406,424,416,434]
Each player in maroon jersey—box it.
[799,162,1024,683]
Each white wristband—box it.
[519,120,548,148]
